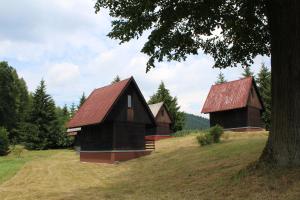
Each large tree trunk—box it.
[260,0,300,166]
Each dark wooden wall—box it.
[210,107,263,129]
[80,123,113,151]
[210,108,248,128]
[106,83,153,125]
[113,122,145,150]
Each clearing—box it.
[0,132,300,200]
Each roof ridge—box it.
[93,77,132,92]
[212,76,252,86]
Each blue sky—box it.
[0,0,270,116]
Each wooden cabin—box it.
[146,102,173,140]
[201,77,264,132]
[66,77,156,163]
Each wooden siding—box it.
[113,122,145,150]
[210,108,248,128]
[247,86,263,109]
[80,123,113,151]
[155,106,172,124]
[247,107,264,127]
[106,83,153,124]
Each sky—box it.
[0,0,270,117]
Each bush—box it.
[209,125,224,143]
[197,133,213,146]
[0,127,9,156]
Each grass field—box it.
[0,132,300,200]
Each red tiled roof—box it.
[201,77,253,113]
[67,78,132,128]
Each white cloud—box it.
[0,0,271,115]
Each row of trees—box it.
[0,61,85,153]
[216,64,271,130]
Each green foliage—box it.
[209,125,224,143]
[256,64,271,130]
[173,129,203,137]
[111,75,121,84]
[0,61,30,143]
[183,113,209,130]
[148,81,185,131]
[70,103,77,118]
[78,93,86,109]
[197,133,213,146]
[215,72,227,84]
[242,66,254,78]
[95,1,270,71]
[0,127,9,156]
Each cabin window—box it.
[128,95,132,108]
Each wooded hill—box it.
[183,113,209,130]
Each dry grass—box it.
[0,132,300,200]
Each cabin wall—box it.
[155,106,172,124]
[106,84,153,124]
[210,108,248,128]
[113,122,145,150]
[247,107,264,127]
[80,123,113,151]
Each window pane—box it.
[128,95,132,108]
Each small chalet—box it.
[66,77,156,163]
[146,102,173,140]
[201,77,264,132]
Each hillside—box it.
[1,132,300,200]
[184,113,210,130]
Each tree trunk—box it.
[260,0,300,166]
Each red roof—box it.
[67,78,132,128]
[201,77,253,113]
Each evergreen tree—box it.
[55,106,73,147]
[148,81,185,132]
[0,127,9,156]
[256,64,271,130]
[78,93,86,109]
[242,66,254,78]
[215,72,226,84]
[0,62,18,131]
[111,75,121,84]
[70,103,76,117]
[24,80,61,149]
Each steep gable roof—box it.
[67,77,140,128]
[148,102,164,117]
[201,77,262,113]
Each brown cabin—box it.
[146,102,173,140]
[201,77,264,132]
[66,77,155,163]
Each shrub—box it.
[0,127,9,156]
[209,125,224,143]
[197,133,213,146]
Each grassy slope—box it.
[0,132,300,200]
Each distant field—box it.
[0,131,300,200]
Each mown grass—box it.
[0,148,61,184]
[1,131,300,200]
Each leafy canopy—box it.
[95,0,270,71]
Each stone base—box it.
[224,127,265,132]
[80,150,152,164]
[145,135,172,141]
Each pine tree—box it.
[148,81,185,132]
[24,80,61,149]
[70,103,76,117]
[215,72,226,84]
[242,66,254,78]
[256,64,271,130]
[78,93,86,109]
[111,75,121,84]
